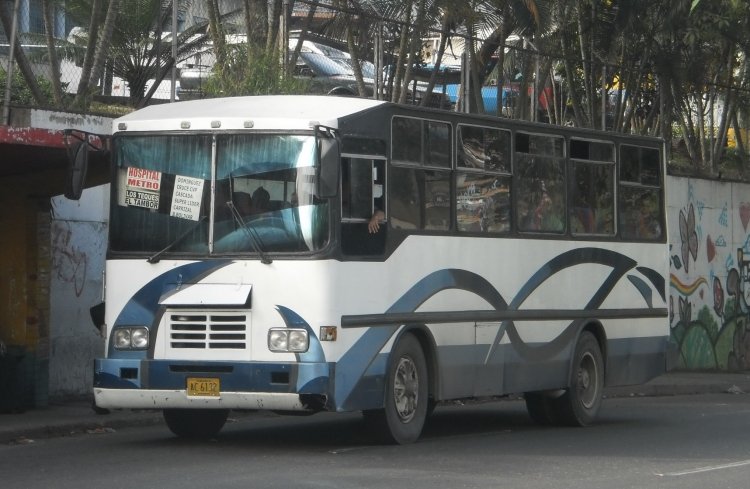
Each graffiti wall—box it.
[48,185,109,398]
[668,176,750,371]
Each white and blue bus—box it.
[86,95,668,444]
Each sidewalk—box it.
[2,372,749,444]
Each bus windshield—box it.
[110,133,329,256]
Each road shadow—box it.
[133,397,655,452]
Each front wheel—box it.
[366,333,428,444]
[163,409,229,438]
[555,331,604,426]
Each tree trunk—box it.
[244,0,267,45]
[346,23,367,97]
[391,5,412,103]
[71,0,103,108]
[266,0,281,54]
[288,1,316,75]
[731,113,747,175]
[42,0,64,106]
[399,0,426,105]
[711,46,737,174]
[419,13,450,107]
[207,0,227,67]
[560,26,584,126]
[576,3,593,127]
[87,0,122,95]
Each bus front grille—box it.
[167,312,249,351]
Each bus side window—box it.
[516,133,566,233]
[342,158,373,220]
[569,139,615,236]
[341,158,386,256]
[618,146,663,240]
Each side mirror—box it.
[64,141,89,200]
[89,302,105,334]
[316,135,340,199]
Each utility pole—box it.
[280,0,289,77]
[374,23,383,100]
[171,0,178,102]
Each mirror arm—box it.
[314,125,340,199]
[63,129,109,201]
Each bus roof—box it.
[114,95,386,133]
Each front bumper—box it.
[93,358,332,411]
[94,388,311,410]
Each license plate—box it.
[187,377,220,397]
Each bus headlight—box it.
[131,328,150,349]
[288,330,308,352]
[268,328,308,353]
[113,327,149,350]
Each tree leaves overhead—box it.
[6,0,749,175]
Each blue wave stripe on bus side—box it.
[636,266,667,302]
[110,261,231,356]
[338,247,661,410]
[337,268,505,410]
[492,247,638,363]
[627,274,653,308]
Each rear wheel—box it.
[163,409,229,438]
[555,331,604,426]
[366,334,428,444]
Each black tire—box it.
[163,409,229,439]
[366,334,428,444]
[554,331,605,426]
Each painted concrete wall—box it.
[48,185,109,398]
[667,176,750,371]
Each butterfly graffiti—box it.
[679,204,698,273]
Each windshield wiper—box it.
[147,216,207,264]
[227,202,273,265]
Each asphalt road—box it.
[2,393,750,489]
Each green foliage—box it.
[714,318,738,370]
[0,66,55,106]
[697,305,719,342]
[203,44,310,97]
[88,101,135,117]
[679,324,717,369]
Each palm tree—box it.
[66,0,218,108]
[71,0,109,108]
[42,0,65,106]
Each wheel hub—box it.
[577,351,599,409]
[393,356,419,422]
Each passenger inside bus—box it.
[252,186,271,214]
[368,207,385,233]
[529,190,563,231]
[341,158,387,255]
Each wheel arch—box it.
[569,320,608,385]
[395,325,439,403]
